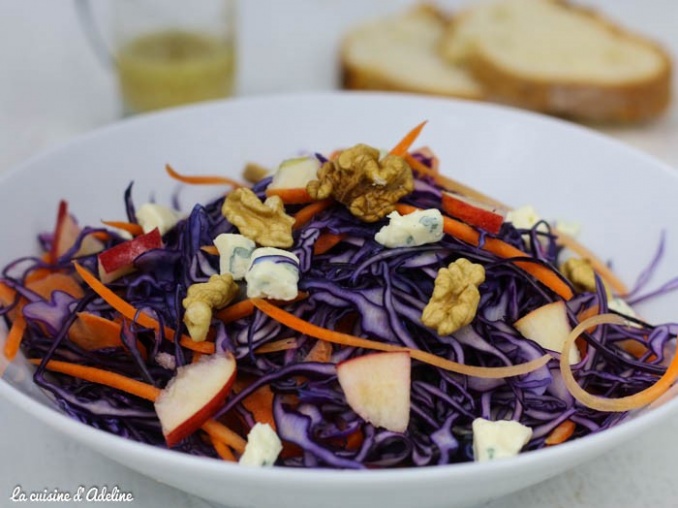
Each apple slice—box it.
[514,301,580,364]
[155,352,237,447]
[441,192,506,235]
[97,228,162,283]
[337,351,411,433]
[50,200,104,262]
[265,156,321,204]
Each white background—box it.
[1,1,678,507]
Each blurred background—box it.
[1,1,678,507]
[1,0,677,172]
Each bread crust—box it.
[440,0,672,122]
[339,5,485,101]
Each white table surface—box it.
[1,1,678,507]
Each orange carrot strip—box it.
[390,121,428,157]
[31,358,246,452]
[215,299,255,324]
[69,312,125,351]
[396,204,574,301]
[404,153,438,179]
[210,435,237,462]
[166,164,244,188]
[555,231,629,296]
[201,420,247,454]
[254,337,299,354]
[304,340,333,363]
[200,245,219,255]
[265,188,314,205]
[240,384,277,429]
[313,233,346,255]
[102,220,144,237]
[252,299,550,378]
[73,262,215,354]
[3,315,27,361]
[30,358,160,401]
[561,314,678,411]
[293,199,334,229]
[545,420,576,446]
[27,272,85,300]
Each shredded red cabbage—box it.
[1,152,676,469]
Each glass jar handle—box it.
[73,0,115,68]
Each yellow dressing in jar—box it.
[116,30,235,113]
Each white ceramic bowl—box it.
[1,92,678,508]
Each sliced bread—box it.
[439,0,672,122]
[340,5,484,100]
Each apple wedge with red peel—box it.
[97,228,162,283]
[337,351,411,433]
[264,156,321,204]
[441,192,505,235]
[155,352,237,448]
[514,301,580,364]
[50,200,104,261]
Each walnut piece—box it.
[222,188,295,247]
[242,162,270,184]
[183,274,239,342]
[421,258,486,336]
[306,144,414,222]
[560,258,597,293]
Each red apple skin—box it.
[97,228,162,282]
[156,353,238,448]
[441,192,505,235]
[163,371,237,448]
[50,200,103,261]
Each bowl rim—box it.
[1,90,678,482]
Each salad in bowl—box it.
[1,93,677,508]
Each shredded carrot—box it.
[165,164,244,188]
[27,272,84,300]
[255,337,299,354]
[215,293,309,325]
[293,199,334,229]
[201,420,247,454]
[252,299,550,378]
[389,121,428,157]
[396,204,573,300]
[73,262,215,355]
[561,314,678,411]
[555,231,629,296]
[240,384,277,429]
[30,358,160,400]
[265,188,314,205]
[303,339,333,363]
[313,233,346,256]
[3,314,27,361]
[192,352,204,364]
[200,245,219,255]
[210,435,237,461]
[102,220,143,237]
[545,420,576,445]
[30,358,246,453]
[68,312,124,351]
[215,299,255,324]
[404,153,438,179]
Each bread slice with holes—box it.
[341,5,484,101]
[439,0,672,123]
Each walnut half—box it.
[421,258,486,336]
[222,188,295,248]
[306,144,414,222]
[183,273,239,342]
